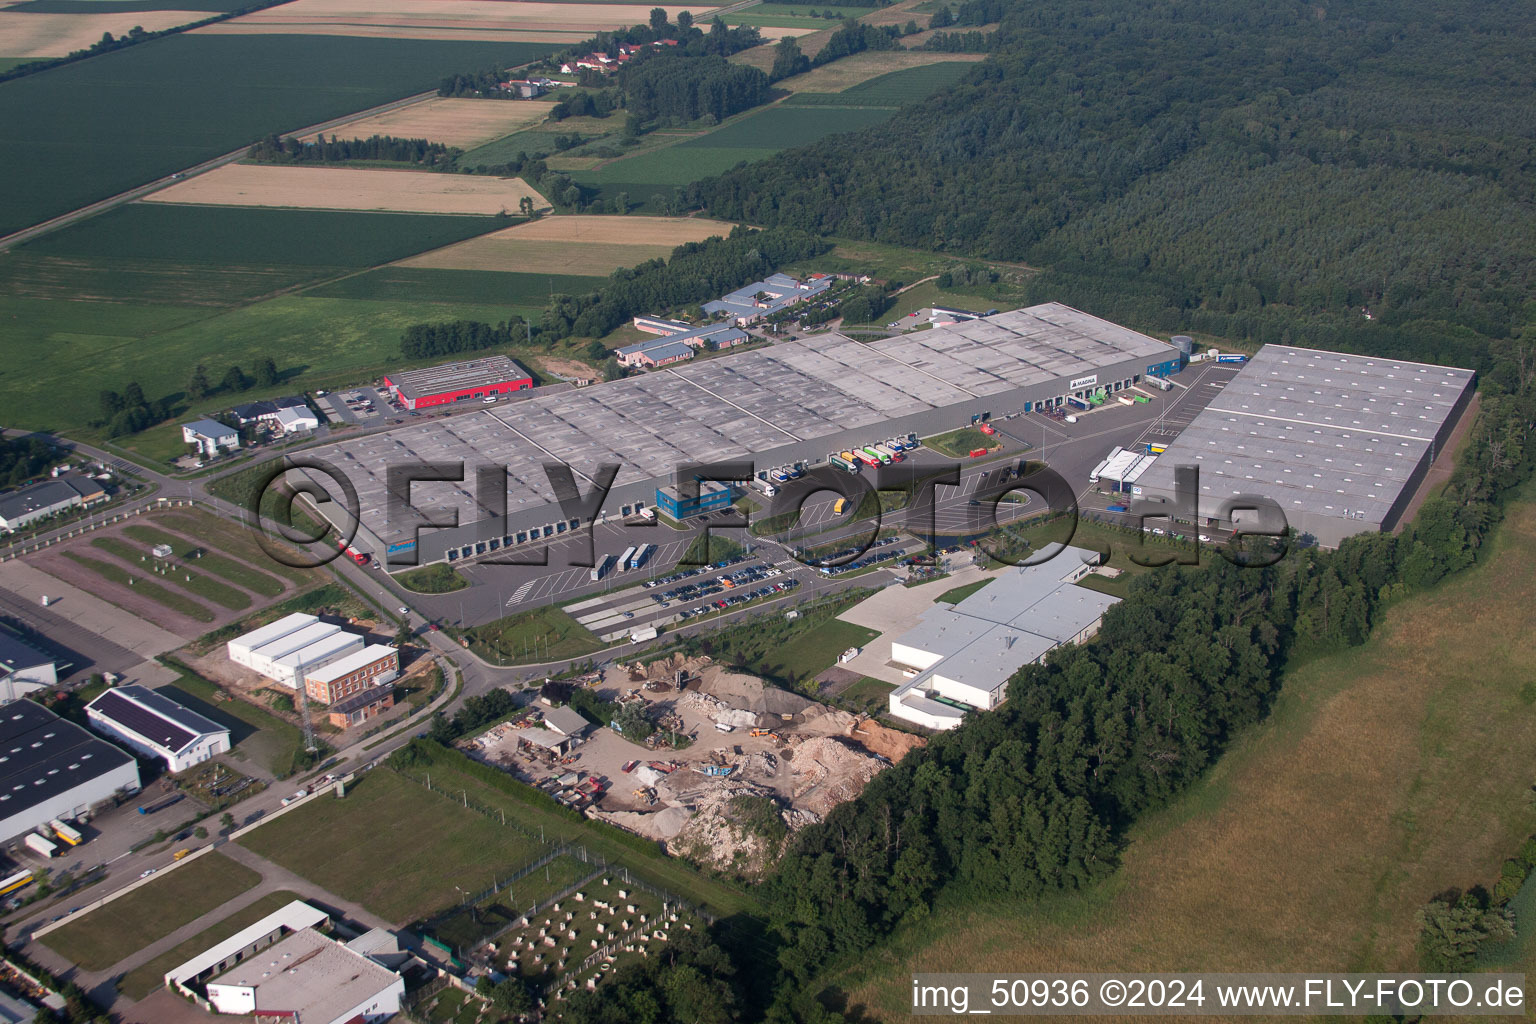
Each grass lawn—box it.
[305,268,605,306]
[923,426,999,458]
[61,551,214,622]
[89,536,251,610]
[461,605,604,665]
[151,509,317,588]
[121,523,286,597]
[39,852,261,972]
[161,668,309,779]
[396,563,470,594]
[114,890,304,1001]
[398,745,758,918]
[747,617,878,684]
[857,280,1006,326]
[829,488,1536,1017]
[239,769,549,924]
[936,579,990,604]
[836,676,895,716]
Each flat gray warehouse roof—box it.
[1134,345,1474,532]
[312,304,1173,545]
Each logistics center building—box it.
[299,304,1184,565]
[1131,345,1475,547]
[383,355,534,411]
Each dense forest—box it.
[689,0,1536,377]
[619,52,771,126]
[0,437,57,490]
[246,134,458,168]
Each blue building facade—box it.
[655,480,733,520]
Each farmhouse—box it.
[1132,344,1476,547]
[0,475,107,532]
[887,549,1120,730]
[0,700,140,844]
[383,355,533,411]
[84,684,231,773]
[0,633,56,704]
[181,418,239,457]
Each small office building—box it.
[304,644,399,705]
[181,419,239,457]
[654,480,732,521]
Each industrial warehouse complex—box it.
[1132,345,1475,547]
[382,354,534,411]
[0,701,140,844]
[303,303,1183,565]
[886,549,1119,729]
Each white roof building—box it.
[270,631,364,689]
[85,685,231,773]
[227,613,320,667]
[0,634,56,704]
[226,614,364,687]
[167,899,330,995]
[887,547,1120,730]
[275,406,320,433]
[181,418,239,457]
[204,927,404,1024]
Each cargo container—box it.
[1066,397,1090,411]
[24,833,57,859]
[617,545,637,572]
[839,450,859,465]
[872,444,899,462]
[862,446,892,465]
[753,477,778,496]
[1216,353,1248,364]
[833,498,847,516]
[1133,394,1150,404]
[49,819,83,847]
[629,544,653,570]
[1107,505,1129,513]
[590,554,614,582]
[854,449,882,467]
[629,626,659,643]
[828,454,856,473]
[1117,395,1135,406]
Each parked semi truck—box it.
[24,833,57,859]
[629,544,653,571]
[753,476,778,496]
[138,793,184,815]
[872,444,900,462]
[828,454,857,473]
[337,540,370,566]
[854,449,881,467]
[861,446,891,465]
[616,545,637,572]
[48,819,83,847]
[590,554,614,582]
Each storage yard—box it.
[462,655,925,875]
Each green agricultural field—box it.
[121,523,286,596]
[239,769,549,924]
[784,59,980,107]
[24,205,505,269]
[724,11,847,27]
[40,852,261,972]
[574,103,895,199]
[114,890,305,1002]
[3,291,543,435]
[0,34,556,235]
[305,267,605,305]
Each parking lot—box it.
[317,385,401,425]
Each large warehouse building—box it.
[301,303,1186,565]
[1132,345,1475,547]
[886,549,1120,730]
[0,700,140,843]
[226,613,365,688]
[383,355,533,411]
[85,685,231,773]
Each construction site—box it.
[461,655,925,876]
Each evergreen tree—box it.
[186,365,210,401]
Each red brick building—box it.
[303,645,398,705]
[327,686,395,729]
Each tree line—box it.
[246,133,459,168]
[620,52,771,127]
[0,437,57,490]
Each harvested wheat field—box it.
[197,0,716,40]
[401,215,735,274]
[142,164,550,215]
[778,51,986,93]
[302,97,556,149]
[0,10,206,57]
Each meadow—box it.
[40,852,262,971]
[0,33,555,234]
[783,57,981,105]
[299,96,556,148]
[573,104,896,198]
[401,214,734,274]
[832,490,1536,1018]
[305,267,606,304]
[142,163,550,215]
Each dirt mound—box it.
[850,718,927,762]
[790,736,887,820]
[667,784,783,875]
[697,664,767,702]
